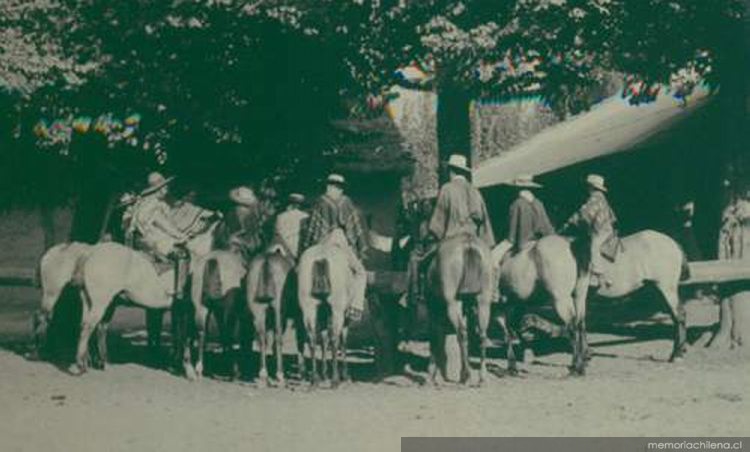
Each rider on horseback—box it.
[562,174,619,288]
[491,174,555,301]
[271,193,309,259]
[300,174,369,322]
[399,155,495,348]
[214,186,265,263]
[129,172,190,263]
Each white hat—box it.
[508,173,542,189]
[447,154,471,173]
[229,186,257,206]
[288,193,305,204]
[327,173,346,186]
[586,174,607,192]
[140,171,174,196]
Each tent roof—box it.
[473,87,712,188]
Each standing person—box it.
[215,185,264,262]
[719,189,750,260]
[129,171,189,262]
[301,173,369,321]
[271,193,309,259]
[674,200,703,261]
[562,174,618,288]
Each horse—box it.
[70,220,219,376]
[425,232,493,385]
[246,249,304,386]
[496,230,689,376]
[33,242,94,357]
[577,230,689,362]
[297,234,353,388]
[495,235,583,375]
[188,249,247,380]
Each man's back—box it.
[429,177,495,247]
[508,194,554,249]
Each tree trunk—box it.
[39,205,56,251]
[436,83,472,182]
[709,290,750,349]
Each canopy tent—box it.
[472,87,713,188]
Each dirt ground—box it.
[0,286,749,452]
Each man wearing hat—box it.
[130,171,189,261]
[562,174,618,287]
[301,173,369,321]
[215,185,264,262]
[271,193,309,259]
[505,174,555,253]
[428,154,495,246]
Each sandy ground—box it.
[0,287,749,452]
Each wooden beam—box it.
[682,260,750,286]
[0,267,36,287]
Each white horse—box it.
[496,230,689,376]
[33,242,94,356]
[187,249,247,380]
[69,222,218,375]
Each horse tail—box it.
[679,248,691,281]
[255,256,277,303]
[204,257,223,300]
[311,258,331,298]
[458,246,483,296]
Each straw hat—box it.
[586,174,607,192]
[508,174,542,189]
[229,186,257,206]
[327,173,346,186]
[288,193,305,204]
[140,171,174,196]
[446,154,471,174]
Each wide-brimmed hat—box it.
[140,171,174,196]
[446,154,471,174]
[508,174,542,189]
[586,174,607,192]
[327,173,346,186]
[229,186,257,206]
[288,193,305,204]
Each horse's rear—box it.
[34,242,93,356]
[297,242,350,387]
[497,235,584,374]
[188,249,246,379]
[246,250,299,385]
[428,233,493,384]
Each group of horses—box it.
[34,216,368,388]
[32,207,692,388]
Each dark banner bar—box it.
[402,438,747,452]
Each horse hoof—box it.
[68,364,86,376]
[184,366,198,381]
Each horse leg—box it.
[293,316,307,380]
[72,292,106,375]
[341,325,351,383]
[427,305,445,386]
[253,305,269,387]
[94,304,116,370]
[330,309,346,389]
[273,303,286,386]
[146,309,164,367]
[446,300,471,384]
[660,285,687,362]
[555,294,583,377]
[191,304,210,381]
[303,308,319,387]
[496,304,518,376]
[320,328,329,383]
